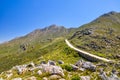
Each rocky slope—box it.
[69,11,120,61]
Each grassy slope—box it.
[69,12,120,61]
[0,37,80,73]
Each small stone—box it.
[58,60,64,64]
[79,68,85,71]
[49,75,61,80]
[27,62,35,68]
[116,54,120,58]
[40,61,46,64]
[80,76,90,80]
[37,70,42,75]
[75,59,84,67]
[70,64,79,71]
[6,72,13,79]
[25,76,36,80]
[48,60,56,66]
[43,77,48,80]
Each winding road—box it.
[65,39,113,62]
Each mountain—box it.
[0,11,120,79]
[69,11,120,61]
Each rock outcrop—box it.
[74,59,96,71]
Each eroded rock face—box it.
[70,28,93,39]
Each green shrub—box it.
[61,64,73,71]
[71,75,80,80]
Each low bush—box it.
[61,64,73,71]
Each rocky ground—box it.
[0,59,120,80]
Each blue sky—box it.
[0,0,120,43]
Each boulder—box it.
[50,66,64,77]
[116,55,120,58]
[6,71,13,79]
[80,76,91,80]
[75,59,84,67]
[27,62,35,68]
[70,64,79,71]
[75,60,96,71]
[15,65,28,74]
[99,71,109,80]
[49,75,61,80]
[97,63,107,67]
[109,73,120,80]
[20,44,26,51]
[48,60,56,66]
[41,64,64,77]
[116,36,120,40]
[40,61,46,64]
[82,62,96,71]
[99,69,120,80]
[82,28,93,35]
[58,60,64,64]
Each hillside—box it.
[69,11,120,61]
[0,24,76,73]
[0,11,120,80]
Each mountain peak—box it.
[48,24,58,29]
[108,11,118,15]
[41,24,64,31]
[102,11,118,17]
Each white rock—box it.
[80,76,90,80]
[12,78,22,80]
[6,73,13,78]
[25,76,36,80]
[49,75,61,80]
[37,70,42,75]
[43,77,48,80]
[42,64,64,76]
